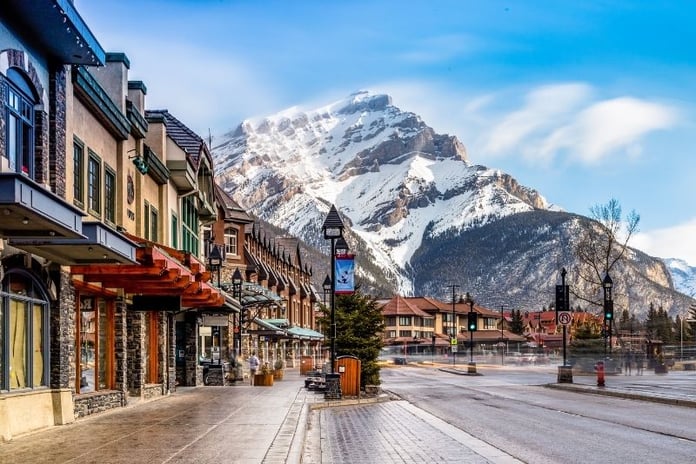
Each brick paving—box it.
[307,401,520,464]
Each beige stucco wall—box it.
[0,389,74,442]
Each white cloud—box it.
[483,83,592,157]
[540,97,678,164]
[114,37,279,136]
[633,218,696,266]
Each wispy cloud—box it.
[634,218,696,266]
[397,34,483,64]
[539,97,679,164]
[483,83,592,159]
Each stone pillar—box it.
[114,297,128,404]
[50,267,75,390]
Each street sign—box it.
[558,311,572,325]
[451,345,458,353]
[450,337,458,346]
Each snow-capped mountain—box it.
[664,258,696,298]
[214,91,549,294]
[213,91,694,318]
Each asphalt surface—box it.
[1,365,694,463]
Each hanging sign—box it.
[334,253,355,294]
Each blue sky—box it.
[78,0,696,265]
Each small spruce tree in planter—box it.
[254,362,274,386]
[273,359,285,380]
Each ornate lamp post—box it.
[232,268,243,359]
[500,304,507,366]
[322,275,331,308]
[322,205,344,399]
[449,285,459,366]
[465,292,477,374]
[208,244,223,288]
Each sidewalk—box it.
[547,368,696,407]
[0,368,314,464]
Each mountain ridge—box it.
[213,90,695,318]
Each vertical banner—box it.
[334,253,355,294]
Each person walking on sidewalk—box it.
[249,352,260,385]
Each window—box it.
[87,152,101,215]
[225,228,238,255]
[398,316,412,326]
[150,206,158,243]
[143,313,158,384]
[104,166,116,224]
[171,214,179,249]
[399,330,412,338]
[385,316,396,327]
[181,196,198,254]
[0,270,49,390]
[386,330,396,338]
[144,203,150,240]
[143,202,159,242]
[4,78,35,178]
[73,139,84,206]
[77,296,114,393]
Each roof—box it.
[215,184,253,223]
[380,295,433,318]
[145,109,209,166]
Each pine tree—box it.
[510,309,525,335]
[318,287,385,387]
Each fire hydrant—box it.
[596,360,605,387]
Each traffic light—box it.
[467,312,477,331]
[604,300,614,321]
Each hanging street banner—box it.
[334,253,355,294]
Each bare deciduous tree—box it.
[571,198,640,308]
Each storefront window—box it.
[79,298,96,392]
[77,297,114,393]
[1,270,49,391]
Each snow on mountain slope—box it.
[213,91,550,294]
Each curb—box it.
[308,393,393,410]
[546,383,696,408]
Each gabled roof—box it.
[381,295,433,318]
[214,184,253,224]
[145,109,211,167]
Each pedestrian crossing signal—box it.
[467,312,477,331]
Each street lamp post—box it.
[500,304,506,366]
[207,244,223,365]
[449,285,459,366]
[465,292,476,374]
[681,317,696,360]
[322,205,344,400]
[208,244,223,288]
[232,268,243,360]
[603,273,614,356]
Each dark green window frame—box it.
[104,165,116,224]
[73,138,85,207]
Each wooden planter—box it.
[273,369,284,381]
[254,373,274,386]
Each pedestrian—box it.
[635,351,644,375]
[624,351,633,375]
[249,351,260,385]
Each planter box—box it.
[654,364,669,374]
[254,374,274,386]
[273,370,284,381]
